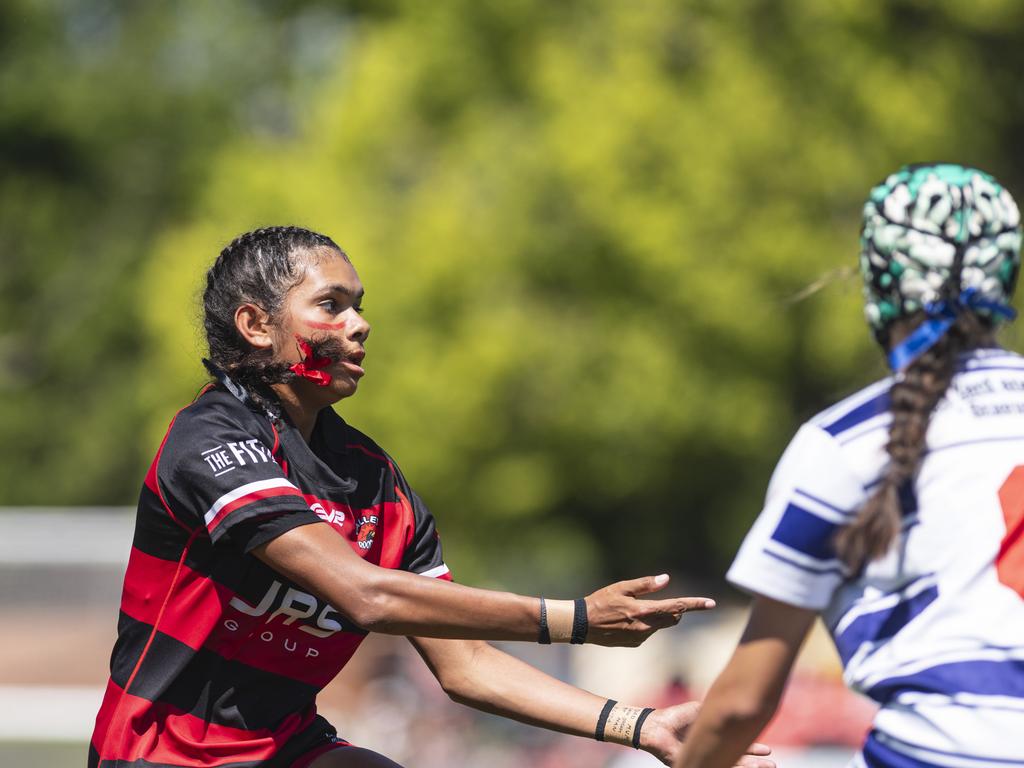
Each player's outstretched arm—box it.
[253,522,713,646]
[672,596,815,768]
[409,636,775,767]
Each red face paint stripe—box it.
[304,320,348,330]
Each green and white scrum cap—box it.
[860,163,1021,370]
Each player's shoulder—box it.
[166,385,275,446]
[763,389,885,516]
[807,375,894,441]
[770,376,895,489]
[955,346,1024,374]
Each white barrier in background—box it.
[0,686,104,742]
[0,509,130,745]
[0,508,134,566]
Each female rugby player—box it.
[89,226,774,768]
[674,163,1024,768]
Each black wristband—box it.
[595,698,617,742]
[571,597,588,644]
[538,597,551,644]
[632,707,655,749]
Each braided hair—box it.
[202,226,345,416]
[834,312,992,570]
[835,164,1020,571]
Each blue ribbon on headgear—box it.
[887,288,1017,371]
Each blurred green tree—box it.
[0,0,352,505]
[8,0,1024,585]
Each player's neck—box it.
[886,318,998,350]
[272,385,321,442]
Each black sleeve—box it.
[394,465,451,580]
[223,513,323,554]
[158,403,321,550]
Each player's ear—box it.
[234,303,274,351]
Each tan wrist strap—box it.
[606,703,644,746]
[596,701,656,749]
[546,599,575,643]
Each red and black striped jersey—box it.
[89,384,450,768]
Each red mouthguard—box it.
[289,336,333,386]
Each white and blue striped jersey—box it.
[727,348,1024,767]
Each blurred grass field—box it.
[0,742,85,768]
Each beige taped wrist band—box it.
[605,703,645,746]
[545,599,576,643]
[595,700,656,749]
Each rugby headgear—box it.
[859,163,1021,370]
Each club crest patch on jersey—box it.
[355,515,378,550]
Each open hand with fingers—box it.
[584,574,716,647]
[641,702,775,767]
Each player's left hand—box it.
[639,702,775,767]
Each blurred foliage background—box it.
[3,0,1023,588]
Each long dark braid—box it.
[202,226,344,417]
[834,312,993,571]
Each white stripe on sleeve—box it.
[204,478,303,526]
[417,564,451,579]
